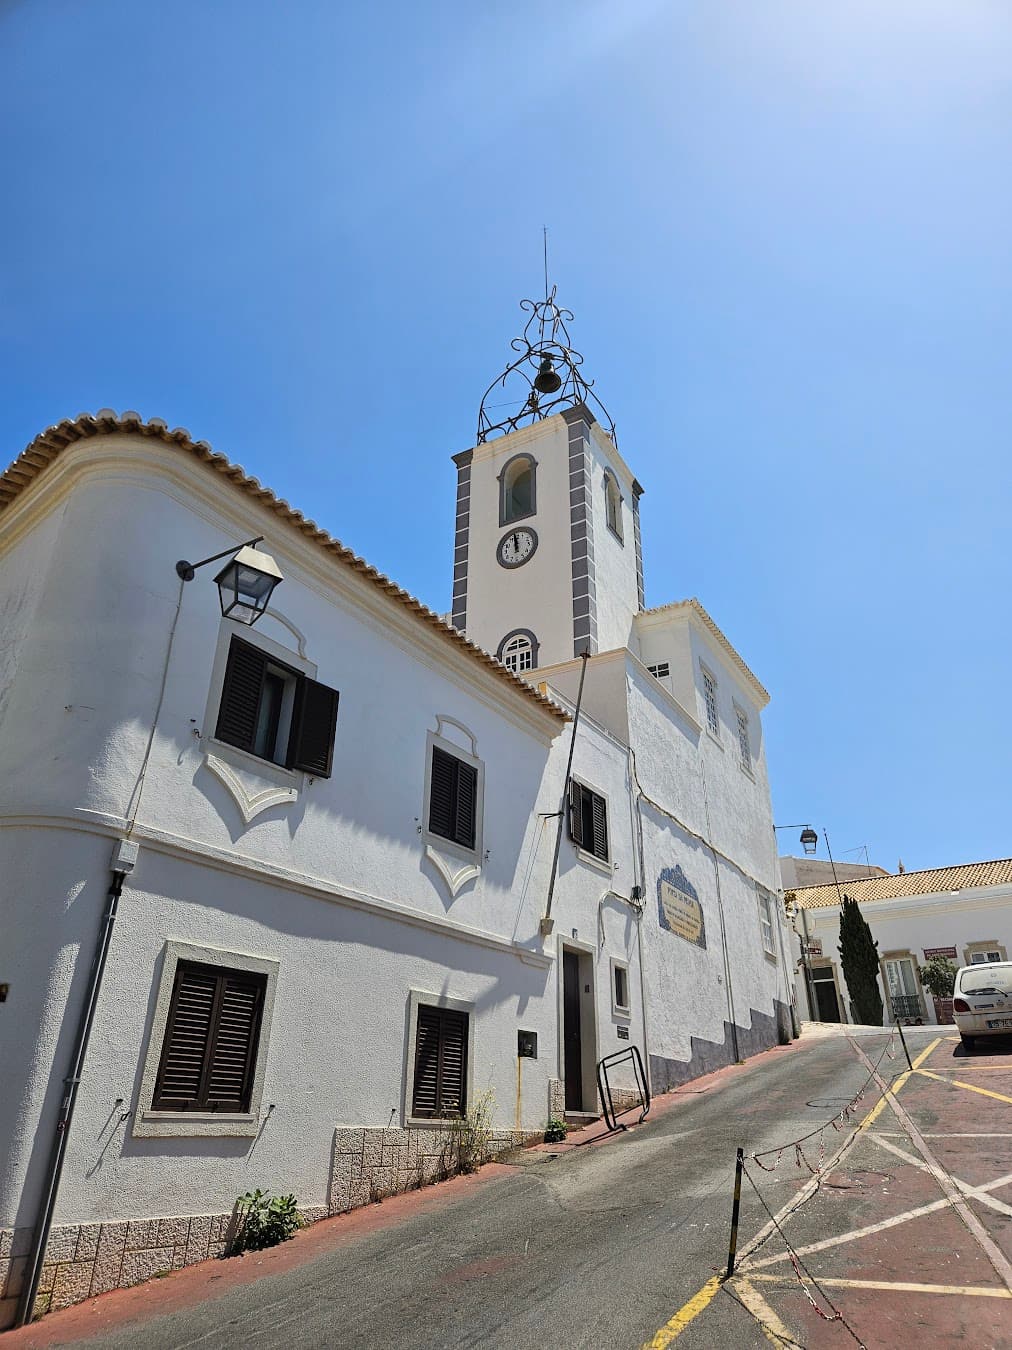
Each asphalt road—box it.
[61,1029,937,1350]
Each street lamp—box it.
[176,536,282,625]
[774,823,819,855]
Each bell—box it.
[534,355,562,394]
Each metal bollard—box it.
[725,1147,745,1279]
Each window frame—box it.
[965,940,1008,965]
[404,990,475,1128]
[498,452,538,527]
[603,468,624,543]
[610,958,632,1018]
[133,941,279,1138]
[496,627,540,673]
[422,728,485,863]
[756,885,777,960]
[700,664,720,740]
[567,776,611,870]
[734,702,753,776]
[647,662,671,681]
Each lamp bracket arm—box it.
[176,536,264,581]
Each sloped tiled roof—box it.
[791,857,1012,910]
[0,411,567,724]
[638,598,769,706]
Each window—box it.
[499,454,536,525]
[611,959,631,1016]
[647,662,670,680]
[701,668,719,738]
[971,950,1004,964]
[604,469,623,541]
[428,744,478,851]
[497,629,539,673]
[411,1003,469,1119]
[964,940,1008,965]
[756,885,776,958]
[735,707,751,772]
[152,961,266,1112]
[568,779,609,862]
[215,636,339,776]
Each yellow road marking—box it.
[910,1036,943,1069]
[858,1036,940,1130]
[748,1273,1012,1298]
[734,1279,798,1346]
[916,1068,1012,1106]
[919,1065,1012,1074]
[640,1275,722,1348]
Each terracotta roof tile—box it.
[1,412,567,725]
[791,857,1012,909]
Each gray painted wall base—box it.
[649,1001,793,1094]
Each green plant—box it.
[544,1118,568,1143]
[919,956,957,1000]
[230,1189,302,1254]
[837,895,883,1026]
[455,1087,497,1174]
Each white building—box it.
[788,859,1012,1024]
[1,298,791,1324]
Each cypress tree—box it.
[838,895,883,1026]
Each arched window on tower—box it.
[604,469,623,542]
[497,629,539,674]
[499,454,537,526]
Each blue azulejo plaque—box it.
[657,865,706,949]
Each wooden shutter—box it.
[454,760,477,849]
[411,1004,468,1118]
[591,791,609,861]
[567,779,584,847]
[152,961,266,1113]
[215,639,267,753]
[289,678,340,777]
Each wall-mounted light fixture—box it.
[774,823,819,856]
[176,536,282,626]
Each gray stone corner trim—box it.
[451,449,474,467]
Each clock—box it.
[497,527,538,569]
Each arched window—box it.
[497,629,539,674]
[499,454,537,526]
[604,469,623,541]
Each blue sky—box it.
[3,1,1009,872]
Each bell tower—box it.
[451,289,644,673]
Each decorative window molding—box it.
[701,665,720,739]
[603,468,624,543]
[610,958,631,1018]
[568,777,610,867]
[422,726,485,864]
[404,989,475,1127]
[133,941,279,1138]
[498,452,537,526]
[964,940,1008,965]
[497,628,539,673]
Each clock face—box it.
[497,527,538,569]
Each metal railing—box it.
[891,994,922,1020]
[596,1045,650,1132]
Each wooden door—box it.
[563,951,583,1111]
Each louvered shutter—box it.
[152,962,266,1113]
[412,1005,468,1118]
[591,792,609,861]
[428,746,456,841]
[152,965,218,1110]
[567,779,584,847]
[454,761,477,849]
[288,678,340,777]
[215,639,267,753]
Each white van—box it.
[952,961,1012,1051]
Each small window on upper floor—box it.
[604,470,623,541]
[427,743,480,853]
[568,779,609,863]
[497,628,539,674]
[701,667,719,738]
[215,636,339,776]
[735,706,751,772]
[647,662,670,681]
[500,454,536,525]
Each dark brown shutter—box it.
[152,962,266,1113]
[411,1004,468,1118]
[288,678,339,777]
[567,779,584,847]
[454,761,477,849]
[591,792,609,861]
[428,746,456,841]
[215,639,267,753]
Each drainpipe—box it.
[698,761,741,1063]
[626,746,652,1090]
[798,905,818,1024]
[16,850,134,1326]
[541,648,591,936]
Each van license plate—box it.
[986,1018,1012,1029]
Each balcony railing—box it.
[891,994,922,1020]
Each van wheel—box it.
[960,1033,975,1051]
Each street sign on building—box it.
[922,946,957,960]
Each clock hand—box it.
[512,533,519,551]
